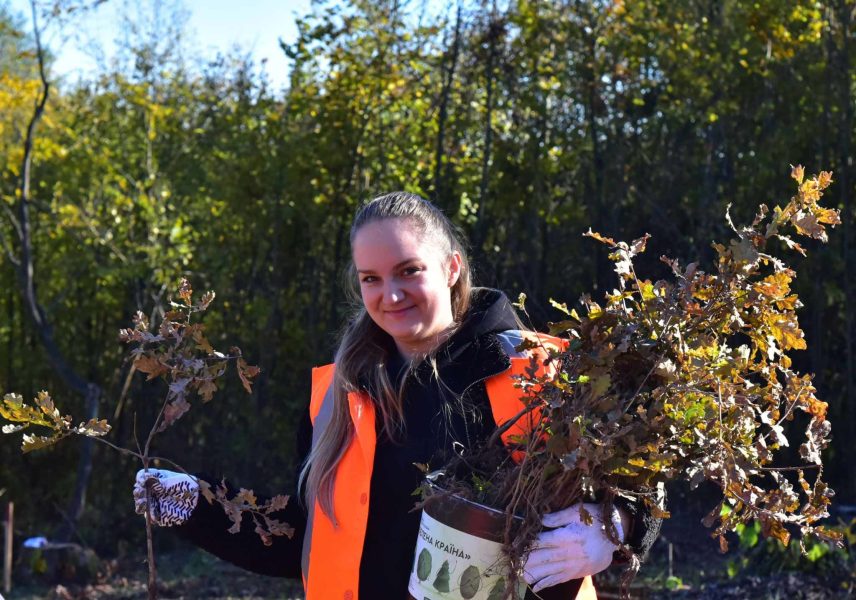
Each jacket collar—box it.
[417,288,520,396]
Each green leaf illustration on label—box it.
[486,578,507,600]
[432,559,451,593]
[459,565,481,599]
[416,548,432,581]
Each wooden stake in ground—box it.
[3,502,12,595]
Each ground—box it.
[4,547,303,600]
[3,510,853,599]
[597,509,855,599]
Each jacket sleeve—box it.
[174,405,314,578]
[613,490,664,562]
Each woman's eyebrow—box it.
[357,258,420,274]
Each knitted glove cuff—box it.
[133,469,199,527]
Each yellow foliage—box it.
[0,72,59,173]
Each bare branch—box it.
[0,202,23,241]
[0,229,21,268]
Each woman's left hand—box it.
[522,503,624,592]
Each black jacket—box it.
[177,288,661,598]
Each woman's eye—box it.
[403,267,421,276]
[361,276,377,284]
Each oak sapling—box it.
[434,167,842,595]
[1,278,292,599]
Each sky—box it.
[5,0,314,90]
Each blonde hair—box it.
[300,192,473,522]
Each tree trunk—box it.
[580,2,606,292]
[5,281,14,391]
[433,3,462,209]
[812,5,836,391]
[15,0,103,541]
[472,7,500,257]
[836,0,855,498]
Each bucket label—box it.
[408,511,526,600]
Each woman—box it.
[134,192,661,599]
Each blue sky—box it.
[5,0,313,89]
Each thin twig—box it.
[145,455,197,477]
[487,400,541,447]
[0,203,22,241]
[93,436,142,460]
[133,412,144,462]
[761,464,822,472]
[0,230,20,267]
[113,364,137,421]
[143,485,158,600]
[143,387,173,458]
[772,383,809,431]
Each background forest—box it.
[1,0,854,589]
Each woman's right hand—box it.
[133,468,199,527]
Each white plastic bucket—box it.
[407,490,526,600]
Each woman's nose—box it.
[384,284,404,304]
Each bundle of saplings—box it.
[434,166,842,592]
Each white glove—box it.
[133,468,199,527]
[523,503,624,592]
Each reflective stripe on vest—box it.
[303,330,595,600]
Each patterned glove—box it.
[523,503,624,592]
[133,468,199,527]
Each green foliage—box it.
[664,575,684,590]
[727,517,856,581]
[2,0,856,562]
[736,519,761,550]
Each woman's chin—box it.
[388,328,424,346]
[386,328,436,354]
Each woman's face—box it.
[352,217,462,358]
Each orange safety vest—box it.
[302,330,596,600]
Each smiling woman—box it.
[132,191,662,600]
[352,217,463,358]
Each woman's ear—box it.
[447,251,462,287]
